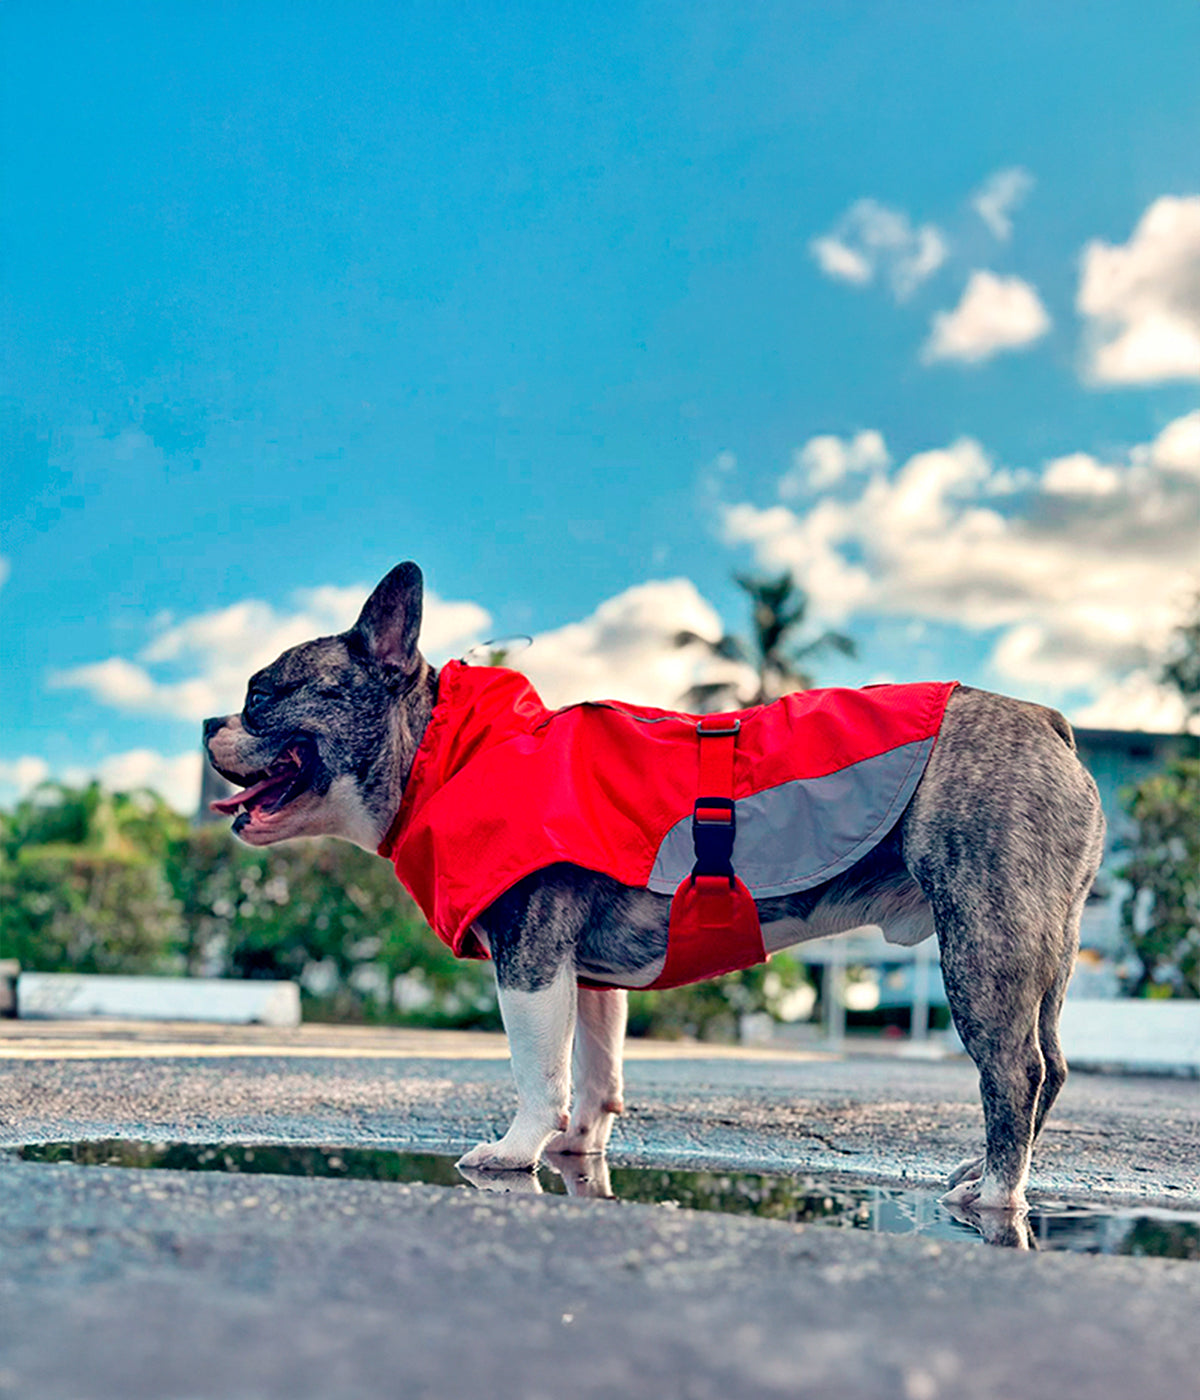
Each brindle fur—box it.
[205,562,1105,1213]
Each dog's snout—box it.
[203,716,227,744]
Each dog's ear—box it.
[351,562,423,672]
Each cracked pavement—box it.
[1,1021,1198,1399]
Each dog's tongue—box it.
[210,773,283,815]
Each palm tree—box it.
[676,571,856,712]
[1161,590,1200,736]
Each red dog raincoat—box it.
[379,661,956,989]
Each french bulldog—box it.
[204,562,1105,1214]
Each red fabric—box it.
[379,661,956,987]
[662,876,763,988]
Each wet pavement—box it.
[2,1021,1199,1397]
[3,1020,1196,1207]
[16,1138,1200,1259]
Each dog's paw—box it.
[545,1098,624,1156]
[942,1199,1034,1250]
[947,1154,986,1188]
[457,1139,540,1172]
[457,1164,545,1195]
[545,1117,614,1156]
[544,1127,603,1155]
[456,1112,567,1173]
[543,1153,614,1199]
[941,1174,1028,1214]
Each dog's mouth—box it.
[210,738,319,833]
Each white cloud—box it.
[810,237,872,286]
[923,271,1051,364]
[0,750,202,814]
[419,597,494,655]
[1074,670,1193,734]
[972,167,1035,241]
[52,581,492,722]
[53,656,162,708]
[519,579,753,709]
[810,199,948,301]
[0,756,51,799]
[1078,195,1200,384]
[47,571,745,724]
[1042,453,1121,496]
[781,430,891,495]
[720,414,1200,722]
[65,751,204,814]
[1137,408,1200,477]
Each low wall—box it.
[16,973,301,1028]
[1059,998,1200,1076]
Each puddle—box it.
[13,1139,1200,1257]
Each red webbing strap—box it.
[651,715,766,989]
[694,717,739,941]
[697,714,737,804]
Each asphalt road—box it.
[2,1021,1198,1399]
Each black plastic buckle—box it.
[692,796,736,879]
[697,718,741,737]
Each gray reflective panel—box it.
[647,737,935,897]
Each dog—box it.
[204,562,1105,1214]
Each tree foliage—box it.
[0,784,184,975]
[1160,591,1200,728]
[0,782,498,1026]
[676,570,855,712]
[1118,596,1200,997]
[1120,759,1200,998]
[166,825,498,1024]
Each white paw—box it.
[545,1116,613,1156]
[457,1139,539,1172]
[947,1154,986,1188]
[941,1173,1027,1213]
[456,1112,567,1172]
[457,1164,545,1194]
[545,1099,623,1156]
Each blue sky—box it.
[3,1,1199,810]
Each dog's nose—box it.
[202,716,226,743]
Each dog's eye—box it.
[245,684,273,717]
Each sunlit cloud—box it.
[1078,195,1200,384]
[52,582,492,722]
[518,579,753,709]
[810,199,948,301]
[923,271,1051,364]
[719,414,1200,722]
[971,167,1035,241]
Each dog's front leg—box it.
[458,960,576,1172]
[546,985,627,1155]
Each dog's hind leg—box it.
[546,985,628,1156]
[944,865,1095,1192]
[935,918,1051,1211]
[903,687,1104,1212]
[1033,855,1100,1139]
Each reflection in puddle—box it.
[13,1139,1200,1259]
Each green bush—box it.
[0,845,181,975]
[628,956,810,1041]
[165,826,499,1027]
[1120,758,1200,998]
